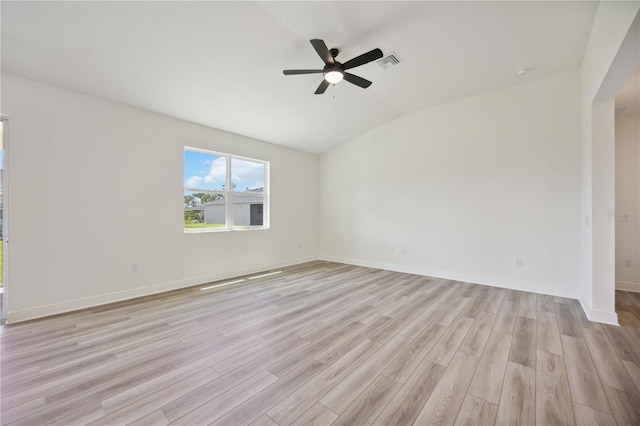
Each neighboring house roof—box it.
[186,188,264,210]
[202,192,264,206]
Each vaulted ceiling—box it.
[2,1,598,153]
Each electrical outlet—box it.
[516,258,523,267]
[130,264,138,273]
[625,260,632,268]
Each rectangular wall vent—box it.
[377,52,402,70]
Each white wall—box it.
[1,73,319,322]
[319,71,581,298]
[616,113,640,291]
[580,3,640,324]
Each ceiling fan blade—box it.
[344,73,372,89]
[314,79,330,95]
[283,69,324,75]
[342,48,383,70]
[310,39,334,65]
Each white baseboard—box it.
[318,255,576,298]
[6,256,318,324]
[320,255,625,325]
[616,281,640,293]
[8,255,621,327]
[578,298,619,326]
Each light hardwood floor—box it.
[1,261,639,425]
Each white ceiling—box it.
[1,1,598,153]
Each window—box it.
[184,147,268,232]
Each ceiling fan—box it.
[283,39,383,95]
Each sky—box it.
[184,149,265,192]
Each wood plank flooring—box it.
[1,261,640,425]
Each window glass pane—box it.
[183,147,268,232]
[231,193,264,227]
[184,150,226,191]
[231,158,265,192]
[184,191,226,229]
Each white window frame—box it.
[184,146,270,233]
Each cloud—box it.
[185,175,203,187]
[232,159,265,189]
[203,157,227,186]
[184,155,264,191]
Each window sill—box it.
[184,226,270,234]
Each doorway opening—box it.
[615,66,640,321]
[0,118,5,323]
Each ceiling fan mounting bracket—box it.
[329,48,339,59]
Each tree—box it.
[196,192,221,203]
[184,209,203,223]
[184,194,198,208]
[222,183,237,191]
[184,192,222,209]
[184,192,223,224]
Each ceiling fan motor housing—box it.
[324,63,344,74]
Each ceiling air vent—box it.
[615,105,628,115]
[377,52,402,70]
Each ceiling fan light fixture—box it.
[324,69,344,84]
